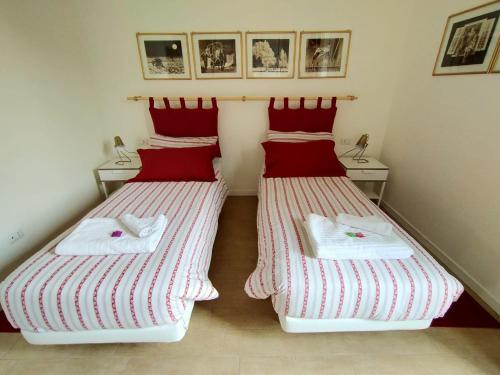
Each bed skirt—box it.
[279,314,432,333]
[21,300,194,345]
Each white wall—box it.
[0,1,106,277]
[381,0,500,313]
[71,0,414,194]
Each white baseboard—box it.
[382,201,500,317]
[228,189,257,196]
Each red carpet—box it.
[0,291,497,332]
[0,310,19,333]
[431,291,499,328]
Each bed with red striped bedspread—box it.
[245,175,463,321]
[0,171,227,332]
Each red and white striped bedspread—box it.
[245,175,463,321]
[1,174,227,332]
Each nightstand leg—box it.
[378,181,386,206]
[101,181,109,199]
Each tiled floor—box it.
[0,197,498,374]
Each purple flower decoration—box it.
[111,230,123,238]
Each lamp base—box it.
[115,149,132,165]
[353,145,369,163]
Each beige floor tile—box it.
[3,339,118,359]
[415,353,500,375]
[240,355,356,375]
[184,304,217,331]
[341,330,444,355]
[0,360,16,375]
[123,355,239,375]
[114,328,226,357]
[212,306,279,331]
[353,354,430,375]
[0,333,20,355]
[428,328,500,357]
[224,329,352,357]
[8,357,129,375]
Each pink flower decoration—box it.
[111,230,123,238]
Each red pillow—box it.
[262,140,346,178]
[128,146,217,182]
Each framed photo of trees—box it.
[245,31,296,78]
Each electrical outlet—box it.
[341,138,353,146]
[8,229,24,244]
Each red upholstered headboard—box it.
[268,97,337,132]
[149,97,219,137]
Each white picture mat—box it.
[192,33,242,79]
[246,32,296,78]
[299,31,351,78]
[434,1,500,75]
[137,34,190,79]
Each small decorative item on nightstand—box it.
[97,157,142,199]
[339,156,389,206]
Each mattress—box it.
[0,168,227,332]
[245,175,463,321]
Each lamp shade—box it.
[114,136,125,149]
[355,134,369,149]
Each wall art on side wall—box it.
[136,33,191,80]
[245,31,296,78]
[298,30,351,78]
[191,32,243,79]
[490,39,500,72]
[433,0,500,76]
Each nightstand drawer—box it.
[98,169,140,181]
[346,169,388,181]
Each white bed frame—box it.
[21,300,194,345]
[279,314,432,333]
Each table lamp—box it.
[341,134,369,163]
[114,136,132,165]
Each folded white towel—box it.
[121,214,166,238]
[55,217,167,256]
[304,213,413,260]
[336,213,393,235]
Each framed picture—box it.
[298,30,351,78]
[490,39,500,72]
[433,0,500,76]
[245,31,296,78]
[191,32,243,79]
[136,33,191,80]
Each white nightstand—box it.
[339,157,389,206]
[97,158,142,198]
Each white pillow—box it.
[149,134,218,149]
[267,131,333,142]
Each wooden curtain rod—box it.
[127,95,358,102]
